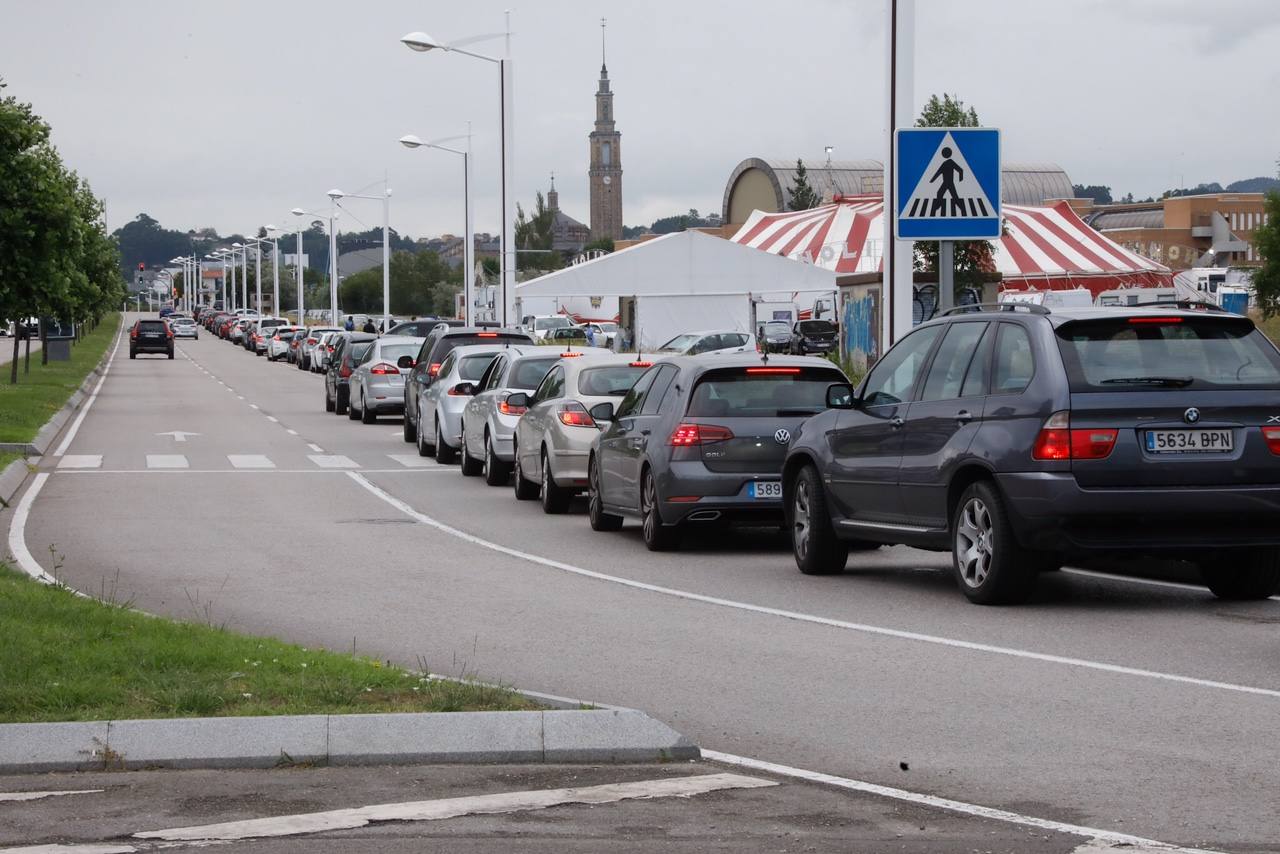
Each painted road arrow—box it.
[155,431,201,443]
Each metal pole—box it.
[254,242,262,316]
[271,238,280,320]
[229,253,236,311]
[221,259,228,309]
[296,227,304,326]
[240,247,248,312]
[882,0,916,348]
[499,56,515,327]
[464,139,475,325]
[382,189,391,332]
[328,205,340,326]
[938,241,955,314]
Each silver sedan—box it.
[458,346,566,485]
[510,353,655,513]
[413,344,508,463]
[347,336,425,424]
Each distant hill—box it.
[1225,176,1280,194]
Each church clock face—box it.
[602,176,612,185]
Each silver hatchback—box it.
[413,344,506,462]
[459,347,563,484]
[347,337,425,424]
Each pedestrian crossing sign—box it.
[894,127,1001,240]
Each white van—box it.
[999,288,1094,309]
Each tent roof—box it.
[514,229,836,299]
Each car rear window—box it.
[459,352,499,380]
[511,357,557,389]
[578,364,648,396]
[687,367,846,417]
[434,333,530,362]
[377,342,420,363]
[349,342,373,362]
[138,321,166,332]
[1055,316,1280,391]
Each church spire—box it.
[600,17,607,75]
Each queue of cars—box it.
[187,299,1280,607]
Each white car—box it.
[300,326,343,371]
[509,353,655,513]
[521,314,574,341]
[655,330,755,357]
[170,317,198,339]
[266,326,302,361]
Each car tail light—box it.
[477,332,498,338]
[1032,412,1117,461]
[560,351,583,358]
[273,334,282,341]
[629,361,652,368]
[557,403,595,427]
[670,423,734,446]
[369,362,399,375]
[130,326,138,338]
[1128,317,1183,324]
[166,326,174,339]
[746,367,800,374]
[1262,427,1280,455]
[339,362,352,378]
[326,344,335,352]
[307,337,317,345]
[428,362,442,377]
[499,397,526,416]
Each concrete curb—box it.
[0,709,698,773]
[0,457,31,508]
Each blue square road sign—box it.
[894,127,1001,240]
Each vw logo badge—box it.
[774,428,791,445]
[1184,407,1201,424]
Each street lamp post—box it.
[264,228,281,321]
[206,253,228,309]
[399,128,474,324]
[244,236,269,317]
[294,204,341,326]
[328,187,392,331]
[402,22,514,326]
[231,243,248,313]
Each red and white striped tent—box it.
[730,195,1172,297]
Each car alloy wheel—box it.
[792,479,812,562]
[416,407,433,457]
[540,453,571,514]
[641,470,678,551]
[435,419,456,463]
[955,497,994,589]
[588,456,623,531]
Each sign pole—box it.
[883,0,915,350]
[938,241,954,313]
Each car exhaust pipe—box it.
[687,510,722,522]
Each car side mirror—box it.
[396,355,415,369]
[589,401,615,424]
[506,392,530,409]
[826,382,856,410]
[452,381,477,396]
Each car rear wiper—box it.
[776,408,822,416]
[1099,376,1193,387]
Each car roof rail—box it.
[940,302,1051,317]
[1135,299,1229,313]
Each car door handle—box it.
[955,410,973,423]
[890,416,904,428]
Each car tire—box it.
[361,393,376,424]
[434,419,457,464]
[951,481,1038,605]
[641,468,680,552]
[402,406,416,443]
[325,390,335,413]
[588,455,623,532]
[335,389,348,416]
[539,452,572,514]
[130,352,136,359]
[1199,549,1280,600]
[167,351,174,360]
[789,464,849,575]
[512,442,539,500]
[460,428,483,476]
[483,432,510,486]
[347,394,360,420]
[416,408,434,457]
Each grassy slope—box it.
[0,565,536,723]
[0,315,120,443]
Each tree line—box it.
[1,79,125,384]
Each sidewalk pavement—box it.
[0,337,42,367]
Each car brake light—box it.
[560,351,583,358]
[477,332,498,338]
[339,362,352,378]
[557,403,595,427]
[326,344,335,352]
[369,362,399,375]
[1262,427,1280,455]
[308,338,317,345]
[1070,428,1118,460]
[746,367,801,374]
[629,361,652,368]
[1032,412,1118,461]
[499,397,526,416]
[1128,317,1183,324]
[130,327,138,338]
[428,362,442,377]
[273,335,282,341]
[670,423,734,446]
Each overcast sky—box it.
[3,0,1276,240]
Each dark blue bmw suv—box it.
[782,302,1280,604]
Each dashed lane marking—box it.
[286,429,298,435]
[308,455,358,469]
[0,789,103,803]
[387,454,437,468]
[56,455,101,469]
[265,415,278,422]
[227,455,274,469]
[145,455,188,469]
[307,443,324,453]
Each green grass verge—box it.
[0,314,120,443]
[0,564,538,723]
[0,451,25,473]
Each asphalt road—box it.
[9,315,1280,852]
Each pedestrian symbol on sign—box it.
[894,127,1001,240]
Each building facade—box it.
[1082,193,1269,270]
[588,60,623,241]
[548,177,592,253]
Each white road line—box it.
[264,415,278,423]
[52,317,124,457]
[286,429,299,436]
[134,773,774,842]
[227,455,274,469]
[145,455,188,469]
[703,752,1218,854]
[306,443,324,453]
[7,473,56,584]
[56,455,102,469]
[236,395,245,401]
[0,845,137,853]
[387,454,437,468]
[308,454,358,469]
[249,403,259,410]
[53,468,451,475]
[345,472,1280,702]
[0,789,102,803]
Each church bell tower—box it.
[588,18,623,241]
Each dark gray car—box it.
[323,332,377,415]
[783,302,1280,605]
[587,354,848,551]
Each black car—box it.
[129,319,174,359]
[783,302,1280,605]
[324,332,377,415]
[587,354,848,551]
[402,326,535,443]
[789,319,838,355]
[757,320,793,353]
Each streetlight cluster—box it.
[186,18,514,329]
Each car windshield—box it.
[377,342,420,363]
[1056,317,1280,391]
[535,317,571,330]
[578,364,648,396]
[511,357,557,389]
[687,367,846,417]
[658,334,699,353]
[764,322,790,335]
[798,320,836,335]
[459,352,499,380]
[596,323,617,333]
